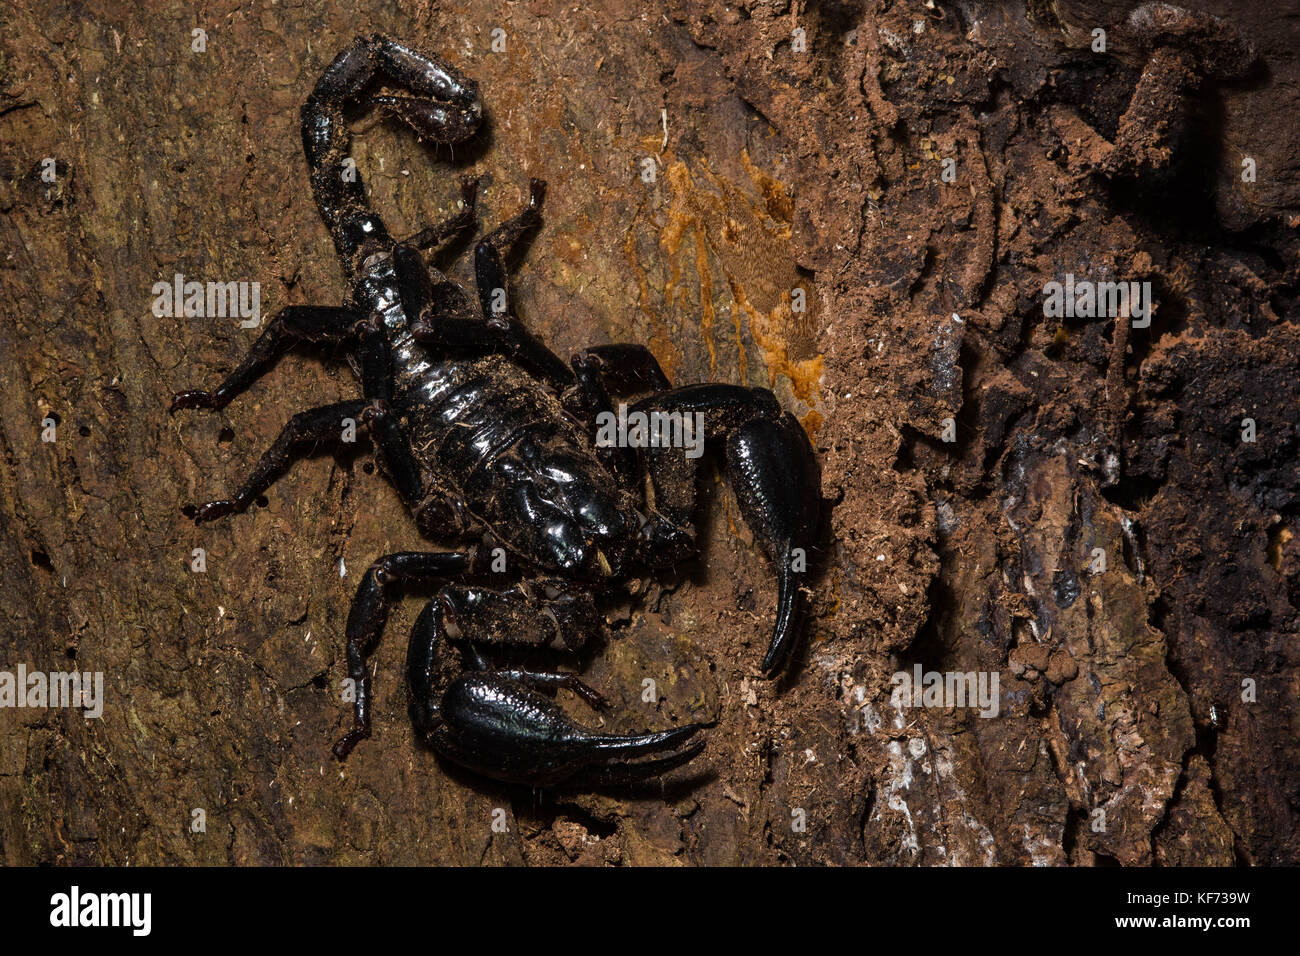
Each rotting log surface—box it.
[1,0,1296,865]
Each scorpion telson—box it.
[171,34,823,788]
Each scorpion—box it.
[171,34,822,788]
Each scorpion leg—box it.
[170,305,362,413]
[466,180,575,389]
[632,385,822,675]
[393,244,485,349]
[189,399,367,523]
[172,301,421,507]
[179,303,426,520]
[350,317,439,510]
[335,550,477,760]
[361,400,425,507]
[476,178,545,257]
[403,181,572,389]
[401,176,479,251]
[406,595,703,786]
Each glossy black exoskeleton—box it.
[171,34,822,788]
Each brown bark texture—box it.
[0,0,1297,865]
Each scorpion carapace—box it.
[171,34,823,788]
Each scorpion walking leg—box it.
[190,399,368,523]
[356,316,393,403]
[476,178,545,258]
[466,180,575,389]
[350,319,432,507]
[405,181,573,389]
[170,306,362,413]
[393,242,483,347]
[401,176,479,250]
[406,593,704,786]
[632,384,822,675]
[361,403,425,507]
[335,551,476,760]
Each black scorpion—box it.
[171,34,822,787]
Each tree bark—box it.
[1,0,1296,865]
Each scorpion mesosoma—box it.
[171,34,822,788]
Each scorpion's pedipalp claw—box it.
[577,739,707,787]
[485,669,611,712]
[434,673,706,786]
[723,411,822,677]
[762,567,803,677]
[582,722,705,758]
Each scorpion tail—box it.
[301,34,483,266]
